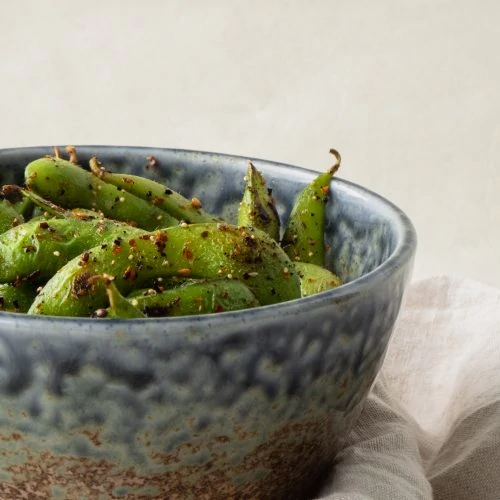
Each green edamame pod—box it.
[127,279,259,317]
[0,216,147,283]
[90,158,220,224]
[281,149,341,266]
[1,184,33,221]
[294,261,342,297]
[237,161,280,241]
[0,283,38,313]
[29,223,300,316]
[95,277,145,319]
[0,200,24,234]
[25,157,177,230]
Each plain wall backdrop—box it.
[0,0,498,286]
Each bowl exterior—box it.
[0,147,416,499]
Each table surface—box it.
[1,1,498,287]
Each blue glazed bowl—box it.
[0,146,416,499]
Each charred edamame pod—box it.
[89,158,220,224]
[0,283,38,313]
[237,161,280,241]
[294,261,342,297]
[127,279,259,317]
[25,156,177,229]
[281,149,341,266]
[29,223,301,316]
[0,216,147,283]
[93,276,146,319]
[0,200,23,234]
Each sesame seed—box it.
[131,299,139,307]
[119,197,125,202]
[53,251,60,257]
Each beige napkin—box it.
[317,276,500,500]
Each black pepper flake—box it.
[39,221,49,229]
[200,230,209,238]
[146,190,152,198]
[100,243,108,249]
[113,238,122,246]
[164,189,173,195]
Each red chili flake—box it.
[191,197,203,209]
[128,239,137,247]
[80,251,90,265]
[123,266,137,280]
[182,245,193,260]
[215,305,224,313]
[152,231,168,255]
[320,186,329,195]
[39,221,50,229]
[177,268,192,277]
[112,246,122,255]
[152,197,164,206]
[122,177,134,185]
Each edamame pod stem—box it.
[29,223,301,316]
[89,158,220,224]
[294,261,342,297]
[0,283,38,313]
[127,279,259,317]
[237,161,280,241]
[281,149,341,266]
[0,217,147,283]
[25,157,177,230]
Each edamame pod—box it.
[29,223,301,316]
[0,200,23,234]
[96,277,145,319]
[281,149,341,266]
[90,158,220,224]
[25,157,177,229]
[294,261,342,297]
[0,216,147,283]
[127,279,259,317]
[0,283,37,312]
[237,161,280,241]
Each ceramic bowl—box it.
[0,146,416,499]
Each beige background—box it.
[0,1,498,286]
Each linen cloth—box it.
[317,276,500,500]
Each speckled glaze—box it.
[0,147,416,499]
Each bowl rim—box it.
[0,145,417,330]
